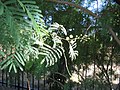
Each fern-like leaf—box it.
[39,44,63,67]
[0,50,26,73]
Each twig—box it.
[63,51,72,76]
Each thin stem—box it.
[63,51,72,76]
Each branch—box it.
[108,27,120,46]
[46,0,98,18]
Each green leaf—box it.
[40,45,63,67]
[0,55,13,67]
[0,3,4,15]
[25,4,39,9]
[26,9,39,32]
[4,0,16,5]
[17,0,25,12]
[21,1,36,4]
[14,53,25,66]
[19,51,26,61]
[28,8,42,13]
[12,12,26,16]
[14,59,24,71]
[15,51,25,66]
[1,59,12,70]
[0,51,5,56]
[39,52,48,56]
[9,64,13,72]
[13,63,17,73]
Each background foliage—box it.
[0,0,120,90]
